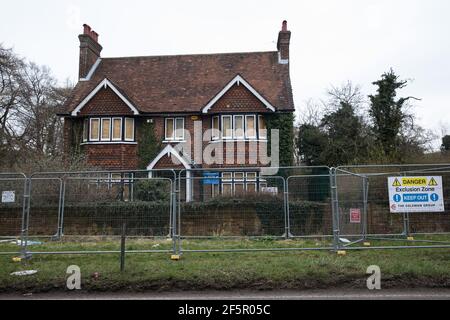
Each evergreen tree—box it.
[368,69,419,161]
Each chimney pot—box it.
[83,24,91,35]
[282,20,288,32]
[92,31,99,42]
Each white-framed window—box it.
[222,115,233,139]
[246,172,257,193]
[217,171,260,196]
[89,118,100,141]
[234,115,245,139]
[245,115,257,139]
[83,119,89,142]
[112,118,122,141]
[101,118,111,141]
[212,116,220,140]
[175,118,184,140]
[124,118,135,141]
[165,117,185,141]
[221,172,233,196]
[258,115,267,140]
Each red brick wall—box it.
[83,144,138,170]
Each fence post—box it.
[20,177,32,259]
[284,177,292,239]
[362,175,369,241]
[330,168,340,251]
[120,222,126,272]
[54,178,65,240]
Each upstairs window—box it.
[83,119,89,142]
[90,118,100,141]
[85,117,135,143]
[124,118,135,141]
[112,118,122,141]
[258,115,267,140]
[213,114,266,141]
[212,116,220,140]
[222,116,233,139]
[165,117,185,141]
[101,118,111,141]
[245,115,256,139]
[234,115,245,139]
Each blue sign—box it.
[403,194,429,203]
[203,172,220,185]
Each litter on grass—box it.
[11,240,43,246]
[339,238,351,244]
[10,270,38,276]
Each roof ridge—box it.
[102,51,277,60]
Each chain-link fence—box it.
[1,165,450,257]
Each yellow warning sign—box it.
[392,179,402,187]
[429,178,439,187]
[401,177,427,187]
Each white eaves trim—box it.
[71,78,140,116]
[202,75,276,114]
[79,58,102,82]
[146,144,191,171]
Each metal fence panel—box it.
[287,174,333,238]
[0,174,27,239]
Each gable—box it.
[208,83,272,114]
[147,145,191,170]
[202,75,276,114]
[71,78,139,116]
[79,86,134,116]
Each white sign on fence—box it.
[1,191,15,203]
[388,176,445,213]
[261,187,278,195]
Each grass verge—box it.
[0,236,449,293]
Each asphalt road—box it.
[1,289,450,300]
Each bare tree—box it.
[0,45,25,166]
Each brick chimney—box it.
[78,24,102,79]
[277,20,291,64]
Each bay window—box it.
[212,114,267,141]
[84,117,135,143]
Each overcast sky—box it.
[1,0,449,148]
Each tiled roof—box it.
[62,51,295,115]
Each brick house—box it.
[60,22,295,201]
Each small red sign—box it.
[350,208,361,224]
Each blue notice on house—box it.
[203,172,220,185]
